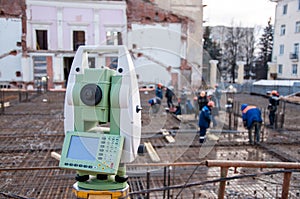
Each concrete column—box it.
[57,8,63,49]
[237,61,245,84]
[209,60,218,88]
[93,9,100,45]
[268,62,277,80]
[21,57,31,82]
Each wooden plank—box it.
[0,102,10,108]
[161,129,175,143]
[51,151,61,161]
[144,142,160,162]
[207,133,219,141]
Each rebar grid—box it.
[1,92,300,198]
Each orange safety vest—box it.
[242,105,257,114]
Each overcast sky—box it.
[203,0,277,27]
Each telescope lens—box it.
[80,84,102,106]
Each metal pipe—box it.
[142,129,248,135]
[206,160,300,169]
[146,171,150,199]
[128,162,206,167]
[163,166,167,199]
[218,167,228,199]
[282,170,292,199]
[167,166,171,199]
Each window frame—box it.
[280,24,286,36]
[279,44,285,55]
[278,64,283,74]
[296,21,300,33]
[292,64,298,75]
[35,29,48,50]
[283,4,288,15]
[73,30,86,51]
[32,23,51,50]
[294,43,299,56]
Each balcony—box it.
[289,53,299,62]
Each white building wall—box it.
[271,0,300,79]
[155,0,204,90]
[130,23,182,85]
[0,18,22,84]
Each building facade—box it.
[24,0,127,89]
[1,0,203,91]
[269,0,300,80]
[0,0,25,88]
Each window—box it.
[108,57,118,69]
[292,64,298,75]
[88,57,95,68]
[296,21,300,33]
[105,57,118,69]
[298,0,300,10]
[283,4,288,15]
[279,44,284,55]
[73,31,85,51]
[106,31,122,46]
[33,56,47,81]
[278,64,283,74]
[294,43,299,55]
[36,30,48,50]
[280,25,286,35]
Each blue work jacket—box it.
[241,105,262,129]
[198,105,212,128]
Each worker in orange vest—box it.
[240,104,263,144]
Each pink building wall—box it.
[28,4,126,50]
[30,5,58,49]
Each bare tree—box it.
[243,27,256,79]
[223,26,245,83]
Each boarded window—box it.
[36,30,48,50]
[73,31,85,51]
[33,56,47,80]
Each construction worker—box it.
[197,91,208,112]
[198,101,214,144]
[148,96,162,114]
[155,83,163,99]
[165,86,175,109]
[268,90,279,127]
[240,104,263,144]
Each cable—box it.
[174,164,201,199]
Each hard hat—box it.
[207,101,215,107]
[157,83,163,88]
[241,104,248,111]
[271,90,277,95]
[200,91,206,97]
